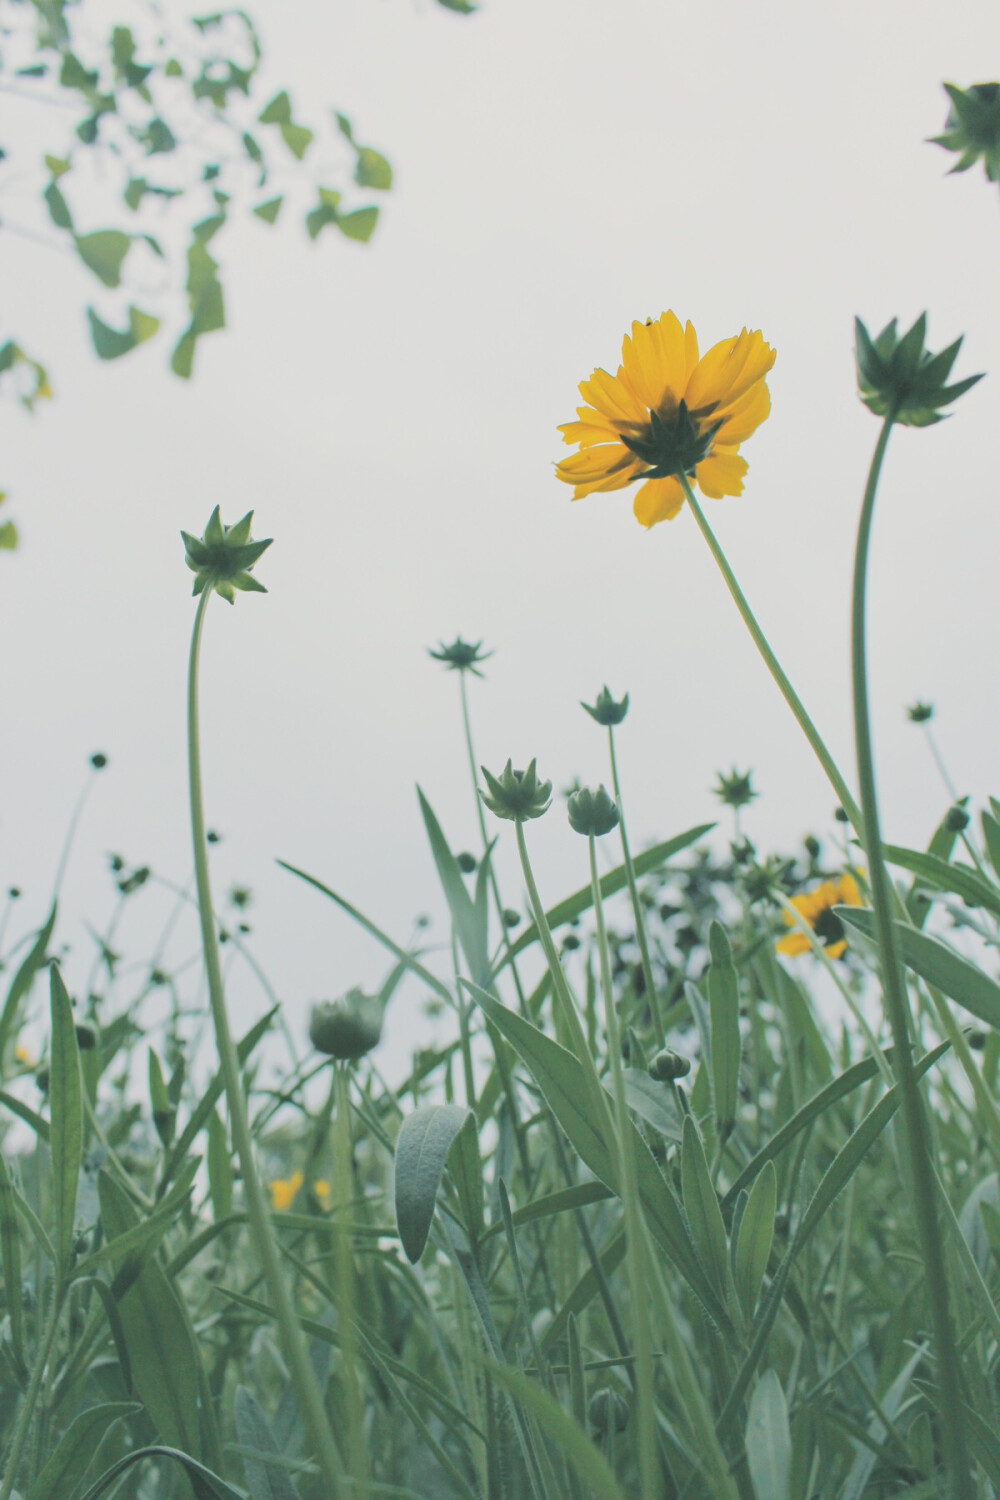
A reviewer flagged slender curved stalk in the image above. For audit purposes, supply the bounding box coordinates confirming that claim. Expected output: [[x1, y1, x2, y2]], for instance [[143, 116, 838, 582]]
[[459, 672, 531, 1014], [607, 727, 664, 1044], [851, 415, 971, 1499], [678, 474, 862, 833], [187, 588, 344, 1495]]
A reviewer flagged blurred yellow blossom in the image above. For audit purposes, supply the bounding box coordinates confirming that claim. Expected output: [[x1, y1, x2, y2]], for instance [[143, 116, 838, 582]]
[[776, 873, 863, 960]]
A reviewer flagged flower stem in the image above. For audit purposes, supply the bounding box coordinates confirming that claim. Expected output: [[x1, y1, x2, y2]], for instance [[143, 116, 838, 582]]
[[607, 727, 664, 1044], [187, 588, 344, 1495], [459, 672, 530, 1014], [851, 415, 971, 1500], [678, 474, 863, 834]]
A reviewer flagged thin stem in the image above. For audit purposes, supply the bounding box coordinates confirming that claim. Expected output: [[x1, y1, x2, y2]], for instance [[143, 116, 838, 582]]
[[460, 671, 530, 1014], [678, 474, 863, 834], [588, 834, 657, 1500], [187, 588, 344, 1495], [851, 415, 972, 1499], [608, 727, 664, 1044]]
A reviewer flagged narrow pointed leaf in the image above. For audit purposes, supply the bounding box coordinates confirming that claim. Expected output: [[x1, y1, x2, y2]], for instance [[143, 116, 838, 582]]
[[49, 964, 83, 1278], [395, 1104, 473, 1262]]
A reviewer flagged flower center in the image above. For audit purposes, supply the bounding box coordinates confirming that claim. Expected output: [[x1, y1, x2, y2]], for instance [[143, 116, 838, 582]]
[[813, 906, 845, 949], [620, 399, 722, 481]]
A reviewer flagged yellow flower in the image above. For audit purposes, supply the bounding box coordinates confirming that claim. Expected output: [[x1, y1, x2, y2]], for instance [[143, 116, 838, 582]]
[[776, 873, 863, 960], [14, 1045, 33, 1067], [268, 1170, 303, 1211], [556, 311, 775, 528]]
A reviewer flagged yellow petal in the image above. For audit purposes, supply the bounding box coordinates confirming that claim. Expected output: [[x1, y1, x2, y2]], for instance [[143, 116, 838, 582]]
[[712, 381, 771, 444], [556, 444, 635, 482], [775, 930, 811, 957], [682, 320, 700, 385], [687, 329, 775, 412], [569, 460, 645, 498], [694, 448, 748, 499], [836, 872, 863, 907], [621, 313, 688, 414], [558, 419, 621, 449], [825, 940, 847, 960], [579, 367, 644, 424], [632, 475, 685, 527]]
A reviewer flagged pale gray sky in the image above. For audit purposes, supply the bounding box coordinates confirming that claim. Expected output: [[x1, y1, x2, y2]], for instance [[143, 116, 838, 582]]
[[3, 0, 999, 1065]]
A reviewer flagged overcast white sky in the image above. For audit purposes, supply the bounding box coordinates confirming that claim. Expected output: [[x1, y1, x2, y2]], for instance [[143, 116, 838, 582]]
[[3, 0, 999, 1067]]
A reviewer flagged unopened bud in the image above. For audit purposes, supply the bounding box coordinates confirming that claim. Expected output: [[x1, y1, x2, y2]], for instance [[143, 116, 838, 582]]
[[309, 988, 383, 1061]]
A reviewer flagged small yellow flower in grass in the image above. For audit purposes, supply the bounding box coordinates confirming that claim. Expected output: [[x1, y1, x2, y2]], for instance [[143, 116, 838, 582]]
[[556, 311, 775, 528], [776, 873, 863, 960], [14, 1044, 33, 1067], [269, 1170, 303, 1212]]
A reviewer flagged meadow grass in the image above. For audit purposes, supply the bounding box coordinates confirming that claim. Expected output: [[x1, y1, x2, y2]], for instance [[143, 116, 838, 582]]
[[3, 88, 1000, 1500]]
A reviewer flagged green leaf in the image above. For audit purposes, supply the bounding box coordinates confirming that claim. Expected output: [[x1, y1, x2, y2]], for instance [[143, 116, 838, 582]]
[[49, 964, 83, 1279], [141, 117, 176, 155], [708, 920, 740, 1135], [485, 1363, 628, 1500], [395, 1104, 473, 1262], [355, 147, 392, 190], [26, 1402, 138, 1500], [79, 1446, 243, 1500], [253, 196, 283, 224], [717, 1040, 951, 1439], [87, 305, 160, 360], [258, 90, 291, 125], [0, 520, 18, 550], [0, 903, 56, 1062], [838, 908, 1000, 1030], [234, 1386, 298, 1500], [621, 1068, 682, 1141], [74, 230, 130, 288], [733, 1161, 775, 1322], [44, 155, 70, 178], [472, 985, 732, 1329], [449, 1110, 484, 1245], [336, 206, 378, 242], [44, 180, 73, 230], [417, 787, 490, 987], [280, 122, 313, 160], [884, 844, 1000, 920], [207, 1108, 232, 1219], [97, 1171, 203, 1457], [481, 1180, 612, 1242], [170, 330, 196, 379], [745, 1371, 791, 1500], [982, 810, 1000, 881], [0, 1149, 25, 1369], [680, 1113, 731, 1305]]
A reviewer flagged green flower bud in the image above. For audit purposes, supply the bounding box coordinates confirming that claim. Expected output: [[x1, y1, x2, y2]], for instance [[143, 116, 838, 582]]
[[907, 701, 934, 723], [649, 1048, 691, 1082], [834, 807, 850, 823], [456, 851, 477, 874], [74, 1024, 97, 1051], [181, 506, 272, 605], [479, 759, 552, 822], [930, 82, 1000, 183], [567, 785, 620, 837], [945, 803, 971, 833], [714, 767, 758, 809], [855, 313, 983, 427], [309, 988, 383, 1061], [502, 907, 521, 928], [581, 686, 629, 727], [90, 751, 108, 770], [588, 1387, 630, 1436], [428, 636, 493, 677]]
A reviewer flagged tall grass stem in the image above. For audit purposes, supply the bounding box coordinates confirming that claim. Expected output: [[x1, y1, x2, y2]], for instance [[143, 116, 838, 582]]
[[850, 414, 971, 1499], [187, 587, 344, 1495]]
